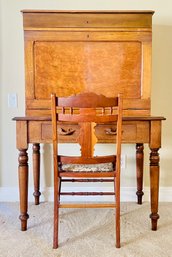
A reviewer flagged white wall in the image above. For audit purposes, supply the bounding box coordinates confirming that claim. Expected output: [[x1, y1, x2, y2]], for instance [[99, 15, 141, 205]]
[[0, 0, 172, 201]]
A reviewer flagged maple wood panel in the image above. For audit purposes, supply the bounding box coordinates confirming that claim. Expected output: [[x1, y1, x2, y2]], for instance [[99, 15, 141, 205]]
[[34, 41, 141, 99]]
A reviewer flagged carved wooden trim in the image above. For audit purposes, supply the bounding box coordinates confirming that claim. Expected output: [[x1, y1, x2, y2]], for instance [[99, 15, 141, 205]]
[[150, 148, 159, 166], [18, 149, 28, 167]]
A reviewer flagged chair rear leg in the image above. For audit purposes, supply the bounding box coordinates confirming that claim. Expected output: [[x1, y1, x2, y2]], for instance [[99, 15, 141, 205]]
[[53, 199, 59, 249], [115, 178, 120, 248], [116, 203, 120, 248], [53, 175, 60, 249]]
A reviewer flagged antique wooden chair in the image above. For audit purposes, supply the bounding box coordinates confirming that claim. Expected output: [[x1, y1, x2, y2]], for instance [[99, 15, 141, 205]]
[[51, 92, 123, 249]]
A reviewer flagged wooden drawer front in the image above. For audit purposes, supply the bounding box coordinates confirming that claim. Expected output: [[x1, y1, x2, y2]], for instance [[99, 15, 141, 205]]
[[95, 122, 149, 143], [96, 124, 136, 143], [28, 121, 79, 143], [42, 123, 79, 143]]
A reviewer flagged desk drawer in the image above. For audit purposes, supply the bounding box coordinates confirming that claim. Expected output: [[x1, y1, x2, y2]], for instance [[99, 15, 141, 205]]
[[95, 123, 136, 143], [42, 123, 80, 143], [95, 122, 149, 143], [28, 121, 149, 143]]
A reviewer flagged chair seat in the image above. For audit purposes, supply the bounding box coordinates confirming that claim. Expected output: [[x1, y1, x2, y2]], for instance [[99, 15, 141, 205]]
[[60, 162, 113, 172]]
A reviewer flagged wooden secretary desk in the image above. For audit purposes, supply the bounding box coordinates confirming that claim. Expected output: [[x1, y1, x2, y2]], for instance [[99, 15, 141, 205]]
[[13, 10, 165, 232]]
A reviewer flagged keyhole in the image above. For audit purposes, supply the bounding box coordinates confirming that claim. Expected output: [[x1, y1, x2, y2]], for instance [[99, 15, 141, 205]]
[[87, 34, 89, 38]]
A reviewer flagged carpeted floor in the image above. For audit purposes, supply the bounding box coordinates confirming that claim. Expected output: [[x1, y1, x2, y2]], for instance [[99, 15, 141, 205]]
[[0, 202, 172, 257]]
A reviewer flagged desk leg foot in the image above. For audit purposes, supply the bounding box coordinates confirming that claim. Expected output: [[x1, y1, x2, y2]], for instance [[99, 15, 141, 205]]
[[33, 143, 41, 205], [150, 213, 160, 231], [18, 149, 29, 231], [19, 213, 29, 231], [136, 143, 144, 204], [150, 148, 160, 231]]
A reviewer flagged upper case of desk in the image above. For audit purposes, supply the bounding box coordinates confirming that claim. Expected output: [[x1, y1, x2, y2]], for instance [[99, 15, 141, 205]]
[[22, 10, 154, 116]]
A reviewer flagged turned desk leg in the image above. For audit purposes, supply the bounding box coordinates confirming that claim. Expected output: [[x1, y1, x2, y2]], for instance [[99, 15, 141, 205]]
[[136, 143, 144, 204], [18, 149, 29, 231], [149, 148, 160, 230], [149, 120, 161, 231], [33, 143, 41, 205]]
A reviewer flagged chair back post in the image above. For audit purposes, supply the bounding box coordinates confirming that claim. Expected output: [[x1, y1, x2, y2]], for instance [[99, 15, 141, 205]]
[[115, 93, 123, 248], [51, 93, 60, 248], [51, 93, 58, 158], [116, 94, 123, 176]]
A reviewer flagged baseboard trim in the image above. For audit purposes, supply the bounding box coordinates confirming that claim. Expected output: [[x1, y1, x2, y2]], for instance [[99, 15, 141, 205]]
[[0, 186, 172, 202]]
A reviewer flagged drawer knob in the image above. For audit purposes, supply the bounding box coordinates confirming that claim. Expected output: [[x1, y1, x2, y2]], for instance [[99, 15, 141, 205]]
[[105, 128, 117, 135], [58, 128, 75, 136]]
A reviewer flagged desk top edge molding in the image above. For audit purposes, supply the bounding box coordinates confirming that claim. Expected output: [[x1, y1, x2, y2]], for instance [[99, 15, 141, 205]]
[[13, 116, 166, 121], [21, 10, 155, 14]]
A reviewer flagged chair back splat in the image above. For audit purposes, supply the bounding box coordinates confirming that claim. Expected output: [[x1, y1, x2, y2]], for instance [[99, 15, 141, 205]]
[[51, 92, 123, 249]]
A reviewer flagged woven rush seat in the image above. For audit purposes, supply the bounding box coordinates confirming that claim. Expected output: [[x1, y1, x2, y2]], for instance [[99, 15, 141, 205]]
[[60, 162, 114, 173]]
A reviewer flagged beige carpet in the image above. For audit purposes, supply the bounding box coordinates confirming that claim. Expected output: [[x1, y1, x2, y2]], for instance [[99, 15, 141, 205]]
[[0, 202, 172, 257]]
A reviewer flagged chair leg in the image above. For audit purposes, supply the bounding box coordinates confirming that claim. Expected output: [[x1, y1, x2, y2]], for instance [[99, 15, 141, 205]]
[[115, 178, 120, 248], [116, 207, 120, 248], [53, 177, 60, 249], [53, 200, 59, 249], [53, 178, 61, 248]]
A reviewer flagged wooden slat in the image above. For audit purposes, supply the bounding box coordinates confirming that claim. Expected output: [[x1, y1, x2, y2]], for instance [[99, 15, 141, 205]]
[[59, 203, 116, 208], [58, 113, 118, 123], [59, 171, 116, 178], [77, 122, 97, 158], [58, 92, 118, 107], [61, 178, 114, 182], [60, 192, 115, 196]]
